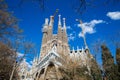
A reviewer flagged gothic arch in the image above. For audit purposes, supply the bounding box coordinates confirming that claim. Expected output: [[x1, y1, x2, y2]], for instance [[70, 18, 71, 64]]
[[44, 62, 58, 80], [52, 40, 57, 47], [36, 72, 38, 78], [37, 68, 45, 80]]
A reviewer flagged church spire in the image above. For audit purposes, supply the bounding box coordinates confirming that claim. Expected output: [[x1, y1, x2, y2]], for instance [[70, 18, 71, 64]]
[[58, 15, 61, 26], [62, 18, 68, 43], [57, 15, 62, 41], [49, 16, 54, 27], [45, 18, 49, 26], [43, 18, 49, 31], [47, 16, 54, 41], [63, 18, 66, 29]]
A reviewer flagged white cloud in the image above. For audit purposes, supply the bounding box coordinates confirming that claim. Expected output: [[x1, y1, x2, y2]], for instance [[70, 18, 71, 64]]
[[107, 11, 120, 20], [26, 61, 32, 68], [20, 59, 32, 69], [17, 53, 32, 68], [78, 20, 104, 37], [68, 32, 76, 41], [17, 52, 24, 57], [66, 26, 72, 30], [30, 61, 33, 64]]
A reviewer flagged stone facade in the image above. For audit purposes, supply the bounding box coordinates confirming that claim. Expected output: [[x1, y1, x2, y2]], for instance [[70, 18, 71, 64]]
[[40, 15, 69, 60], [18, 59, 29, 80], [25, 14, 93, 80]]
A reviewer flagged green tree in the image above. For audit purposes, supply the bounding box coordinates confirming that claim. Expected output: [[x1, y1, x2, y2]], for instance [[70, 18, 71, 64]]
[[59, 53, 92, 80], [59, 64, 91, 80], [0, 42, 19, 80], [0, 0, 21, 79], [116, 48, 120, 75], [90, 58, 102, 80], [101, 44, 119, 80], [0, 0, 34, 80], [0, 0, 22, 41]]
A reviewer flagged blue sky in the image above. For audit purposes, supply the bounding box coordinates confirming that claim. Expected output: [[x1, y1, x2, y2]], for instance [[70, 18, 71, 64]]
[[6, 0, 120, 66]]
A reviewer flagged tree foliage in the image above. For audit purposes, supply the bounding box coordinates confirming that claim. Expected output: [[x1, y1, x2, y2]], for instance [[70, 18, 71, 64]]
[[58, 51, 102, 80], [0, 0, 22, 41], [116, 48, 120, 73], [0, 0, 20, 79], [0, 0, 35, 80], [0, 42, 19, 80], [101, 44, 120, 80], [90, 58, 102, 80], [15, 0, 120, 15]]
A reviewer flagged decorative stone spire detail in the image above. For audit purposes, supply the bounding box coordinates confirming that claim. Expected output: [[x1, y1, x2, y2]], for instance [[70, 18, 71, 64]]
[[58, 15, 61, 26], [43, 18, 49, 29], [35, 57, 37, 62], [63, 18, 66, 29], [49, 16, 54, 26], [72, 47, 75, 53], [85, 45, 88, 49], [77, 46, 79, 50], [82, 47, 84, 52], [33, 56, 35, 63], [45, 18, 49, 26], [61, 17, 68, 43]]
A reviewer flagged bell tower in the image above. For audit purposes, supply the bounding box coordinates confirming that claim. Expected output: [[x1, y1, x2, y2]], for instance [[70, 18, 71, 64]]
[[28, 11, 93, 80], [39, 14, 70, 60], [40, 18, 49, 59]]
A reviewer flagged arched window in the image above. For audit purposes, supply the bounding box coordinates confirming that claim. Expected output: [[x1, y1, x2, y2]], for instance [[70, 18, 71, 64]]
[[35, 72, 38, 77], [52, 40, 57, 47], [40, 68, 45, 74], [22, 75, 25, 79]]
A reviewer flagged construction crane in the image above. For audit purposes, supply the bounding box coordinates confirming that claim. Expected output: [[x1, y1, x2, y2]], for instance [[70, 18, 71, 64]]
[[51, 9, 59, 20], [53, 9, 59, 17], [76, 19, 88, 48]]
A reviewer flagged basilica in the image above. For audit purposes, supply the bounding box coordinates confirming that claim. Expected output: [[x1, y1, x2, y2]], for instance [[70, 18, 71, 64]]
[[18, 14, 93, 80]]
